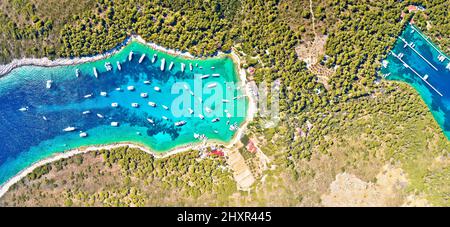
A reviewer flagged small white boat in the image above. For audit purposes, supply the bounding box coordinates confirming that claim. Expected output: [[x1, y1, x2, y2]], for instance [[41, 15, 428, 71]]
[[194, 133, 200, 139], [201, 75, 210, 79], [100, 92, 108, 97], [161, 58, 166, 71], [211, 118, 220, 123], [63, 126, 76, 132], [111, 122, 119, 127], [111, 103, 119, 108], [189, 91, 194, 96], [198, 114, 205, 120], [154, 86, 161, 92], [189, 63, 193, 71], [129, 51, 134, 61], [151, 54, 157, 63], [140, 93, 148, 98], [226, 112, 232, 118], [116, 61, 122, 71], [93, 67, 98, 78], [131, 103, 139, 108], [212, 73, 220, 77], [183, 84, 189, 90], [207, 83, 217, 88], [116, 87, 122, 91], [169, 62, 174, 70], [205, 107, 212, 113], [175, 121, 186, 126], [144, 80, 151, 85], [147, 118, 155, 124], [148, 102, 156, 107], [76, 69, 80, 77], [214, 130, 219, 134], [211, 67, 215, 70], [105, 62, 112, 71], [46, 80, 53, 89], [82, 110, 91, 115], [188, 108, 194, 114], [79, 132, 88, 138], [84, 94, 93, 99], [162, 105, 169, 110], [18, 107, 28, 112], [181, 63, 186, 72], [127, 86, 135, 91], [42, 116, 48, 121], [222, 99, 230, 103], [97, 113, 104, 118], [162, 116, 168, 120], [139, 54, 146, 63]]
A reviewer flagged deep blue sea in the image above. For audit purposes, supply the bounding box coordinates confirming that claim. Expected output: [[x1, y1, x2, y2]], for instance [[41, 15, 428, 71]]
[[0, 41, 247, 184], [381, 24, 450, 138]]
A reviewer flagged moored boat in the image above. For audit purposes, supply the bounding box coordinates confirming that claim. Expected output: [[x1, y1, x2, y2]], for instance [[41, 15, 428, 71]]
[[79, 132, 88, 137], [111, 103, 119, 108], [152, 54, 157, 63], [148, 101, 156, 107], [111, 122, 119, 127], [63, 126, 76, 132], [127, 86, 135, 91], [162, 105, 169, 110], [181, 63, 186, 72], [100, 91, 108, 97], [207, 83, 217, 88], [161, 58, 166, 71], [116, 61, 122, 71], [139, 54, 146, 63], [129, 51, 133, 61], [154, 86, 161, 92], [131, 103, 139, 108], [175, 121, 187, 126], [46, 80, 53, 89], [93, 67, 98, 78]]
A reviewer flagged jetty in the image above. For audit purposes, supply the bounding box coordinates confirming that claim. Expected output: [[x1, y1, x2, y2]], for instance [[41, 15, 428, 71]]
[[391, 51, 443, 97], [139, 54, 146, 64], [161, 58, 166, 71], [410, 24, 449, 63], [399, 36, 438, 71]]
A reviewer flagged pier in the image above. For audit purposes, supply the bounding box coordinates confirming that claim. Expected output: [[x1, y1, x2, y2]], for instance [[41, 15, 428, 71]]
[[399, 36, 438, 71], [410, 24, 449, 62], [391, 51, 443, 97]]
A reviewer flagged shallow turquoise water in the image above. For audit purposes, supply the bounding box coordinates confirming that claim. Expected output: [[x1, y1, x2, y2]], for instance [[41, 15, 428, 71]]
[[0, 41, 247, 184], [381, 24, 450, 138]]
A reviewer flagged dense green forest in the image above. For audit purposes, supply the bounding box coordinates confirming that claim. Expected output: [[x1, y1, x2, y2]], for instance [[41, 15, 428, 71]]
[[0, 0, 449, 206]]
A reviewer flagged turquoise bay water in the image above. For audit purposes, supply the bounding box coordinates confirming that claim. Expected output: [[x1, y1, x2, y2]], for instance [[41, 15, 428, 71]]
[[0, 41, 247, 184], [381, 24, 450, 138]]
